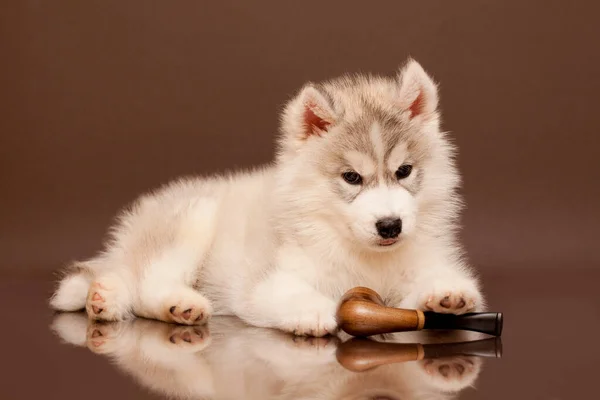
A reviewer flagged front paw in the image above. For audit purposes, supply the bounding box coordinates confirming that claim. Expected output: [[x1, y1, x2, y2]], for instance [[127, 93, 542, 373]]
[[279, 298, 338, 337], [417, 279, 483, 314]]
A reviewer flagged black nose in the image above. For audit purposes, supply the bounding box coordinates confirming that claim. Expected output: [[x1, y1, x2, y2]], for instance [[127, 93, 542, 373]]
[[375, 218, 402, 239]]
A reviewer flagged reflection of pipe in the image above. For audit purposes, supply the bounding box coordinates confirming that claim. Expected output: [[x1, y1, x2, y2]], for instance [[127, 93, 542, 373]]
[[337, 287, 503, 337], [336, 337, 502, 372]]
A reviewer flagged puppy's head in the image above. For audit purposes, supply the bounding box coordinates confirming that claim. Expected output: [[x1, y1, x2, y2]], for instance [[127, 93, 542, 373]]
[[275, 59, 461, 252]]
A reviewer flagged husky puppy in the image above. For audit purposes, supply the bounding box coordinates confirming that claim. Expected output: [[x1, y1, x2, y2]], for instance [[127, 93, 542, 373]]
[[50, 59, 485, 337]]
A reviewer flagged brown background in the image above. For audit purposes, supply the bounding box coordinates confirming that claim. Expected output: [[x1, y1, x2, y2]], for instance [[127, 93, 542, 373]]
[[1, 0, 599, 275], [1, 2, 600, 399]]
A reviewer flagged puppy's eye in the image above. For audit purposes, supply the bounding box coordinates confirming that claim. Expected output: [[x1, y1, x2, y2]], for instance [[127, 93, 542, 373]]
[[342, 171, 362, 185], [395, 164, 413, 180]]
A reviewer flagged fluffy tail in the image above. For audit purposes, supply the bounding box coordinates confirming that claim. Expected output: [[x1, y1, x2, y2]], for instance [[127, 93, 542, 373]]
[[49, 262, 94, 311]]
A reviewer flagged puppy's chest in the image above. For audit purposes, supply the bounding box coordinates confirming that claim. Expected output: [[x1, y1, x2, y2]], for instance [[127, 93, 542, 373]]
[[314, 259, 415, 304]]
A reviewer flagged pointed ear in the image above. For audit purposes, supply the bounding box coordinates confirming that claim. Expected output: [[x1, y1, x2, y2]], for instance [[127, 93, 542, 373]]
[[281, 84, 337, 142], [396, 59, 439, 120]]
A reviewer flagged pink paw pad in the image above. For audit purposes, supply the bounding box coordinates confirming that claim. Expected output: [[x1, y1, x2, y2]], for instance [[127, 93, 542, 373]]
[[88, 284, 107, 317], [424, 292, 476, 314], [85, 279, 129, 321], [168, 305, 207, 325]]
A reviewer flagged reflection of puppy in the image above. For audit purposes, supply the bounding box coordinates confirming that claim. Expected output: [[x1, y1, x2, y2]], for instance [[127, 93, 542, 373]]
[[53, 313, 215, 398], [51, 314, 483, 400]]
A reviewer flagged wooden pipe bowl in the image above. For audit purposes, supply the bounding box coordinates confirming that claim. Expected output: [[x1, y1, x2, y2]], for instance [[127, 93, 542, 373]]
[[336, 287, 425, 337]]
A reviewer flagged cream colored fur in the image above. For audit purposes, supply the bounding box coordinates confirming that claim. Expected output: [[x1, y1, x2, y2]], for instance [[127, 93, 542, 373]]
[[50, 59, 485, 337], [51, 313, 483, 400]]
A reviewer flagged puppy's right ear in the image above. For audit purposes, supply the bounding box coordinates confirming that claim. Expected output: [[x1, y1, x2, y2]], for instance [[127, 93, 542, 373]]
[[280, 85, 337, 145]]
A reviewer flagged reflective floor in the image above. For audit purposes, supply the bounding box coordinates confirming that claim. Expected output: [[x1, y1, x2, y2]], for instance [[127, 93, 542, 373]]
[[1, 267, 598, 399]]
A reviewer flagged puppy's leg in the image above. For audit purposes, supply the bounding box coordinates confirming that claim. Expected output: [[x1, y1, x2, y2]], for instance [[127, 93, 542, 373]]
[[134, 200, 217, 325], [399, 262, 485, 314], [242, 270, 338, 337], [239, 245, 338, 337], [137, 255, 213, 326]]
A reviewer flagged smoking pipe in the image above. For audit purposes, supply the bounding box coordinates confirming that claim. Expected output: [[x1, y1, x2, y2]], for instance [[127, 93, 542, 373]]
[[336, 336, 502, 372], [336, 287, 503, 337]]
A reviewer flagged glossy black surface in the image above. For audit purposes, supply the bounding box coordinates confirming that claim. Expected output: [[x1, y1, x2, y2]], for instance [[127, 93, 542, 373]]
[[1, 268, 599, 399]]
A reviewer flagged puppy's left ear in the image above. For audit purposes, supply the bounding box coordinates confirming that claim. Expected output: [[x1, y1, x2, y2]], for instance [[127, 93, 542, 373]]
[[396, 59, 439, 120], [280, 84, 337, 144]]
